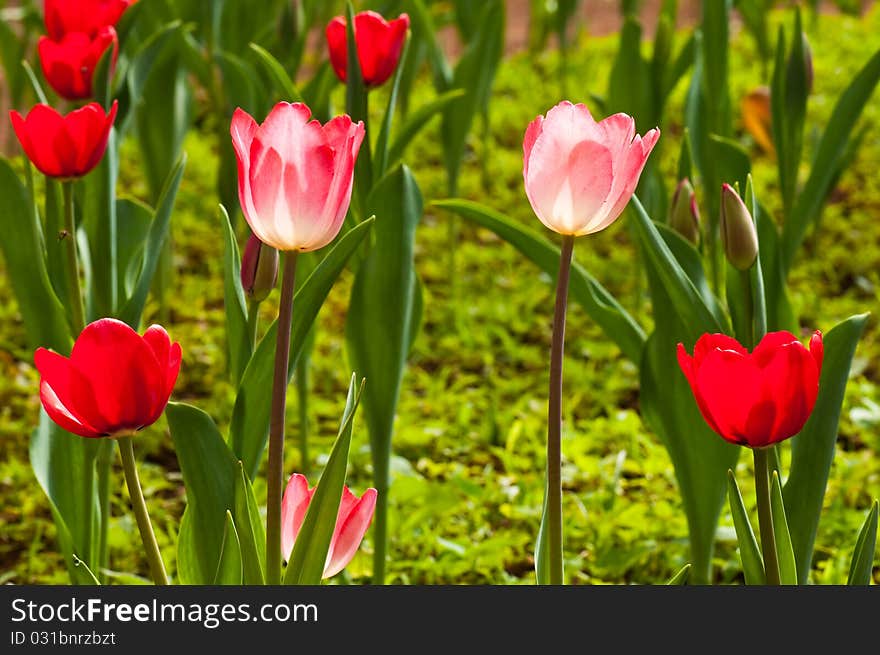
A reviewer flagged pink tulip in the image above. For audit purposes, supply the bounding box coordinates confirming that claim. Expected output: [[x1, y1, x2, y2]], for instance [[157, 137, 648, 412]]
[[230, 102, 364, 252], [281, 473, 377, 579], [523, 101, 659, 236]]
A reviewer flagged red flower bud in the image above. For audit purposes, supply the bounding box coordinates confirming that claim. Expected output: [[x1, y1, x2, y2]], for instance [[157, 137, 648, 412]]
[[38, 26, 118, 101], [9, 100, 118, 179], [326, 11, 410, 88], [34, 319, 181, 439], [240, 233, 279, 302], [677, 331, 823, 448]]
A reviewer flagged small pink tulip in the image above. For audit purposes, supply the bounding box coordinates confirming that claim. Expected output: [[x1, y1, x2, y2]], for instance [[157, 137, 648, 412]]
[[523, 101, 659, 236], [281, 473, 377, 579], [230, 102, 364, 252]]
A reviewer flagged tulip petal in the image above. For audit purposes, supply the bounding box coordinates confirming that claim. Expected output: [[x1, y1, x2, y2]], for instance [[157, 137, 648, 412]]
[[809, 330, 824, 376], [69, 318, 165, 434], [692, 332, 748, 367], [142, 324, 181, 419], [522, 114, 544, 180], [695, 348, 765, 445], [324, 488, 377, 578], [325, 16, 347, 82], [281, 474, 315, 562], [751, 330, 799, 366], [759, 343, 820, 445], [34, 348, 103, 438]]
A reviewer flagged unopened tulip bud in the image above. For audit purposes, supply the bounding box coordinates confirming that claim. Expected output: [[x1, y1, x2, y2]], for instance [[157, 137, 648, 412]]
[[669, 178, 701, 245], [241, 233, 279, 302], [720, 183, 758, 271]]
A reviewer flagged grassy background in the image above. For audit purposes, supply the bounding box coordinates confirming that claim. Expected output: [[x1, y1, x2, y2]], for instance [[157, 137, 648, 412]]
[[1, 5, 878, 584]]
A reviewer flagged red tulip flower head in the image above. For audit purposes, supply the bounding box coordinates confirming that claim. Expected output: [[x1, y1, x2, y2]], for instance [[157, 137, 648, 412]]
[[281, 474, 377, 579], [326, 11, 410, 87], [34, 319, 181, 438], [38, 26, 118, 100], [677, 331, 824, 448], [523, 101, 659, 236], [10, 100, 118, 179], [231, 102, 365, 252], [44, 0, 134, 40]]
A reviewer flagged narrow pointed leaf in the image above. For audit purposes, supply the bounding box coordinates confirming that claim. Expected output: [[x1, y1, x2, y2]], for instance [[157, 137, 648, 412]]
[[373, 38, 410, 180], [535, 482, 550, 584], [234, 461, 266, 585], [221, 204, 251, 383], [248, 42, 305, 102], [727, 471, 765, 585], [213, 511, 243, 585], [386, 88, 465, 167], [666, 563, 691, 585], [284, 376, 364, 585], [847, 500, 878, 585], [770, 472, 798, 585]]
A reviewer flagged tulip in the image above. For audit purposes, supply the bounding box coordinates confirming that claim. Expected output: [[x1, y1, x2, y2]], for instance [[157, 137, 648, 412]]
[[230, 102, 365, 253], [241, 233, 279, 303], [523, 100, 660, 237], [34, 318, 181, 439], [44, 0, 134, 40], [720, 183, 759, 271], [326, 11, 410, 88], [281, 474, 377, 579], [38, 26, 118, 101], [669, 178, 701, 245], [10, 100, 118, 180], [677, 331, 823, 448]]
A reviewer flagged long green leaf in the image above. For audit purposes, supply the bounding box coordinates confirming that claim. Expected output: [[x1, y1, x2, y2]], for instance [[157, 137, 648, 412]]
[[770, 471, 798, 585], [782, 47, 880, 273], [118, 154, 186, 328], [234, 462, 266, 585], [221, 204, 251, 384], [535, 481, 550, 584], [726, 470, 765, 585], [213, 511, 243, 585], [284, 375, 364, 584], [666, 563, 691, 585], [847, 500, 878, 585], [248, 42, 305, 102], [373, 37, 410, 180], [386, 88, 465, 167], [434, 199, 646, 364], [167, 402, 238, 585], [783, 314, 868, 583], [230, 219, 374, 479]]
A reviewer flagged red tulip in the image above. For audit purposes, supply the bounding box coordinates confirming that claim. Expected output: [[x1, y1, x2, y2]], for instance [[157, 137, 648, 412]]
[[326, 11, 410, 88], [677, 331, 824, 448], [230, 102, 364, 252], [523, 101, 659, 236], [34, 318, 181, 438], [9, 100, 118, 179], [38, 26, 118, 100], [44, 0, 134, 40], [281, 473, 377, 579]]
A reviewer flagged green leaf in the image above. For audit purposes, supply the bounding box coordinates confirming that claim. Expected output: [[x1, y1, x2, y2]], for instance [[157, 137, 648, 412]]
[[701, 0, 732, 137], [607, 16, 652, 127], [782, 47, 880, 273], [770, 472, 798, 585], [115, 198, 153, 304], [373, 37, 410, 181], [221, 204, 251, 384], [284, 375, 364, 585], [248, 42, 305, 102], [230, 219, 374, 479], [22, 60, 49, 105], [677, 128, 693, 182], [726, 471, 765, 585], [30, 412, 102, 584], [72, 555, 102, 585], [666, 563, 691, 585], [847, 500, 878, 585], [710, 135, 751, 193], [386, 88, 465, 168], [167, 402, 238, 585], [234, 462, 266, 585], [0, 158, 70, 353], [213, 511, 243, 585], [405, 0, 453, 90], [535, 481, 550, 584], [345, 1, 371, 206], [440, 0, 504, 194], [118, 154, 186, 329], [433, 199, 646, 364], [346, 166, 422, 494], [784, 314, 869, 583]]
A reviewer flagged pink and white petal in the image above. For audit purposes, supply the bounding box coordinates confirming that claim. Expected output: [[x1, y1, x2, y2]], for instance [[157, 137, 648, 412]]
[[596, 113, 636, 171], [248, 145, 288, 249], [255, 102, 322, 168], [281, 474, 315, 562], [231, 108, 260, 231], [324, 488, 377, 578], [522, 114, 544, 180]]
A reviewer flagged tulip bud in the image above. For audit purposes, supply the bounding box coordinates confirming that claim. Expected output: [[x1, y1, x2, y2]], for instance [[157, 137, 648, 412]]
[[669, 178, 701, 245], [720, 183, 759, 271], [241, 233, 279, 302]]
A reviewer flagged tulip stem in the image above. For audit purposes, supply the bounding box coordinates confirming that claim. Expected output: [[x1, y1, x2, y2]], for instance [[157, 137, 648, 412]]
[[247, 298, 261, 351], [62, 181, 86, 334], [546, 234, 575, 585], [754, 447, 781, 585], [117, 436, 168, 586], [740, 269, 755, 349], [266, 251, 298, 585]]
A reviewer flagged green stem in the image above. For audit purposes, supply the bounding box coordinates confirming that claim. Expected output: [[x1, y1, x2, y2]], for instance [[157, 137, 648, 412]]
[[372, 457, 389, 585], [62, 181, 85, 333], [295, 354, 310, 475], [266, 251, 298, 585], [754, 447, 781, 585], [118, 436, 168, 585], [247, 298, 261, 352], [546, 234, 575, 585], [740, 269, 755, 349]]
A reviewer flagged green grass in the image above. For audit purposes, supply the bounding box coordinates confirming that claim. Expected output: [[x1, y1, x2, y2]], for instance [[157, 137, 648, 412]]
[[1, 5, 878, 585]]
